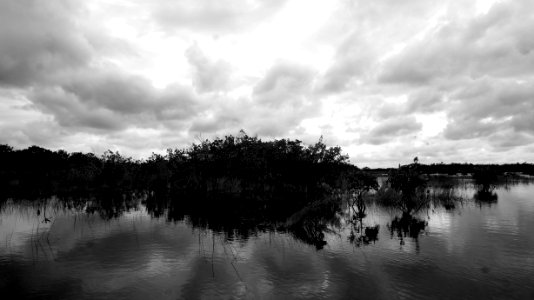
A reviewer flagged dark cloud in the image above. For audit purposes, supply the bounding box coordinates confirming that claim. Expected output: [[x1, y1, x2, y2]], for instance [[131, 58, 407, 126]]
[[28, 69, 202, 133], [366, 0, 534, 158], [443, 118, 499, 141], [253, 61, 315, 107], [318, 33, 375, 94], [0, 0, 92, 87], [361, 116, 422, 145], [30, 87, 125, 131], [185, 44, 231, 93], [378, 0, 534, 85], [0, 0, 195, 142], [316, 0, 447, 94], [444, 78, 534, 140], [371, 116, 422, 137], [406, 89, 445, 113], [62, 71, 157, 115], [190, 114, 241, 133], [488, 130, 534, 152], [156, 84, 202, 121]]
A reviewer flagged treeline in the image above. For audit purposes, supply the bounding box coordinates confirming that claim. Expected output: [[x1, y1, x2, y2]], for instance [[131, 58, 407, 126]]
[[368, 162, 534, 176], [0, 133, 360, 200]]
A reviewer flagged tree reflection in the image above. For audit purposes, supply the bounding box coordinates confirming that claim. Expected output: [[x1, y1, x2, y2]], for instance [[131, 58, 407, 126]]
[[429, 184, 465, 211], [472, 167, 499, 207], [139, 190, 346, 249], [473, 189, 498, 207], [284, 195, 344, 250], [347, 195, 379, 247], [387, 212, 427, 247], [84, 191, 142, 220]]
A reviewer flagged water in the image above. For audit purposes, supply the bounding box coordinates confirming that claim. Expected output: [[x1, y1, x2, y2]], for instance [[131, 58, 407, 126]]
[[1, 183, 534, 299]]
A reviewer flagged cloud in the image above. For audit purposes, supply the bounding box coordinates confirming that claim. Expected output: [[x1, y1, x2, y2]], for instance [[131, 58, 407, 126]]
[[30, 87, 125, 131], [152, 0, 287, 34], [187, 61, 320, 138], [318, 33, 376, 94], [361, 116, 422, 145], [487, 130, 534, 152], [247, 62, 320, 136], [190, 113, 241, 133], [405, 88, 445, 113], [443, 78, 534, 140], [253, 61, 315, 106], [378, 0, 534, 85], [29, 71, 203, 132], [185, 44, 231, 93], [0, 0, 92, 87]]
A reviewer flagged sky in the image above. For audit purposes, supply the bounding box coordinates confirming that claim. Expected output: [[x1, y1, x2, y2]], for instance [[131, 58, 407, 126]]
[[1, 0, 534, 167]]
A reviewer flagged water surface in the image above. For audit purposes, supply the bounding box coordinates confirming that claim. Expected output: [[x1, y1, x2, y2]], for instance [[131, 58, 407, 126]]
[[1, 183, 534, 299]]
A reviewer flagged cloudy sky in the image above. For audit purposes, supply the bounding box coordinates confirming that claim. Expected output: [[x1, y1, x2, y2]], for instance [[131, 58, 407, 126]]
[[1, 0, 534, 167]]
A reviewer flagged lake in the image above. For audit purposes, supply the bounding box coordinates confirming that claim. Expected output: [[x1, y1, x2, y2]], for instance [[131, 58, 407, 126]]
[[1, 181, 534, 299]]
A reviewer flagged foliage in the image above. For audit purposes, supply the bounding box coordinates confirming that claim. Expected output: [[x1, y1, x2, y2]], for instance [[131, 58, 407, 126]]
[[472, 167, 498, 192], [367, 162, 534, 177], [0, 132, 357, 201], [381, 159, 429, 213]]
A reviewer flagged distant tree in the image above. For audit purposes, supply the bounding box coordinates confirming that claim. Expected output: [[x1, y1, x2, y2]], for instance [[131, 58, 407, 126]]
[[473, 167, 498, 192], [387, 162, 427, 213], [0, 144, 13, 153]]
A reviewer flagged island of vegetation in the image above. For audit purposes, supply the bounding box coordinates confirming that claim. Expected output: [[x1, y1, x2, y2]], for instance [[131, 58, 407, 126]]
[[1, 131, 532, 248]]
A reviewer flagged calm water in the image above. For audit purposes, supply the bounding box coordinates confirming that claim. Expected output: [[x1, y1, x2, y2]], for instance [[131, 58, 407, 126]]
[[1, 183, 534, 299]]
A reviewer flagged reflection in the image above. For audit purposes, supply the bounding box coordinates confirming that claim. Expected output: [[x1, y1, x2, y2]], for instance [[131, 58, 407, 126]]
[[430, 184, 464, 211], [36, 199, 53, 223], [288, 217, 328, 250], [347, 195, 379, 247], [2, 177, 534, 300], [472, 168, 499, 207], [387, 212, 427, 247], [83, 191, 143, 219], [473, 189, 498, 206], [281, 195, 343, 250], [142, 190, 344, 250]]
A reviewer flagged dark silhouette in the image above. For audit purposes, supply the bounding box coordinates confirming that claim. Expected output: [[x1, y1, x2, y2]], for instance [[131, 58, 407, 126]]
[[474, 189, 498, 206], [0, 133, 360, 201], [347, 203, 380, 247], [473, 167, 498, 192], [388, 212, 427, 246], [365, 162, 534, 178], [2, 135, 533, 252], [430, 183, 464, 210], [376, 160, 429, 214]]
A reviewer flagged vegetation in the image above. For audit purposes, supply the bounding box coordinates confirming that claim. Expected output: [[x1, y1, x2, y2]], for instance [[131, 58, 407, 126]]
[[472, 167, 499, 192], [376, 157, 429, 214], [368, 162, 534, 177], [3, 135, 533, 249], [0, 132, 358, 198]]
